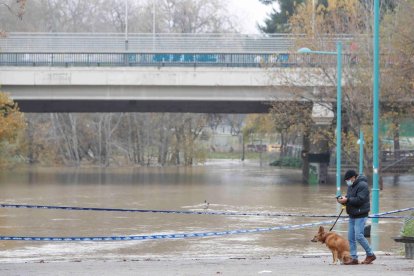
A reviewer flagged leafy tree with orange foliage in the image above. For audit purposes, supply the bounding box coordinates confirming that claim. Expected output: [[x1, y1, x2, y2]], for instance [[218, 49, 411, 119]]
[[281, 0, 413, 177], [381, 0, 414, 156], [288, 0, 372, 169], [0, 92, 25, 165]]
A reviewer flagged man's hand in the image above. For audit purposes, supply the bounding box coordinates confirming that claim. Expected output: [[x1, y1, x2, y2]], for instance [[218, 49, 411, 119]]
[[337, 196, 348, 204]]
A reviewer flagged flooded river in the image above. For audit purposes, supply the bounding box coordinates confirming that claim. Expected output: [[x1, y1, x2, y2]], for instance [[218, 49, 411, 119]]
[[0, 160, 413, 262]]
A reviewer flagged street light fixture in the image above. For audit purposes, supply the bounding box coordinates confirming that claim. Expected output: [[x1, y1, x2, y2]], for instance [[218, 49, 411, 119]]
[[298, 42, 343, 196]]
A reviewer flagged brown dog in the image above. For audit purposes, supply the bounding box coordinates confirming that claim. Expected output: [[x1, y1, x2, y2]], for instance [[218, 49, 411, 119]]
[[311, 226, 352, 264]]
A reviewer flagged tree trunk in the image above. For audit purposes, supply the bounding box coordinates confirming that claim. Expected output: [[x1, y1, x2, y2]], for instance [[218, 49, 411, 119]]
[[280, 132, 287, 158], [69, 114, 80, 166], [98, 116, 102, 165], [26, 118, 34, 163], [393, 122, 400, 160], [127, 114, 133, 164], [302, 129, 311, 184], [241, 134, 245, 161]]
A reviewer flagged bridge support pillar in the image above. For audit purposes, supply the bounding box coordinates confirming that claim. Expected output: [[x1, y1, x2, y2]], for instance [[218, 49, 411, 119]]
[[302, 128, 331, 184], [302, 103, 333, 184], [307, 128, 330, 184]]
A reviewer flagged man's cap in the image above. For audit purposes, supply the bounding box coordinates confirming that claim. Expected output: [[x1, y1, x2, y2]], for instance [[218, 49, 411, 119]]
[[344, 170, 357, 181]]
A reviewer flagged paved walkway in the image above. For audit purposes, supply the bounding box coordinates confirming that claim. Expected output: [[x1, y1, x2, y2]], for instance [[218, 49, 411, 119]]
[[0, 254, 413, 275]]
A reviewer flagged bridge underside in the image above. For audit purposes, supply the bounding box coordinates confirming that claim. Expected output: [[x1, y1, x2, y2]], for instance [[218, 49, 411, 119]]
[[5, 84, 305, 113], [16, 99, 272, 113]]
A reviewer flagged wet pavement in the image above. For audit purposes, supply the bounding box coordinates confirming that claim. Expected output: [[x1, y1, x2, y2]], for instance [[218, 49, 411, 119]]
[[0, 254, 412, 276]]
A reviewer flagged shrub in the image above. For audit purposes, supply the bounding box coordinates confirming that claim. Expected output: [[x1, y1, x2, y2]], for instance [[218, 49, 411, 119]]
[[401, 215, 414, 237], [269, 157, 302, 168]]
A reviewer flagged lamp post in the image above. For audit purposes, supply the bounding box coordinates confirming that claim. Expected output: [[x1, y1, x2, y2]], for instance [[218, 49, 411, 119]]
[[358, 130, 364, 175], [152, 0, 156, 51], [371, 0, 381, 250], [372, 0, 380, 222], [298, 41, 342, 196], [153, 0, 156, 35], [125, 0, 128, 50], [312, 0, 315, 36]]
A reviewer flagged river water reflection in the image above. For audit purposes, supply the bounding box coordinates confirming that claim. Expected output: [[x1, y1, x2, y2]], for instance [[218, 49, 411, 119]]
[[0, 160, 413, 262]]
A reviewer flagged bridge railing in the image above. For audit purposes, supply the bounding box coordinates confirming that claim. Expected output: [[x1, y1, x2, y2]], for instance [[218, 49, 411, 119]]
[[0, 32, 359, 67], [0, 32, 354, 53], [0, 52, 356, 67]]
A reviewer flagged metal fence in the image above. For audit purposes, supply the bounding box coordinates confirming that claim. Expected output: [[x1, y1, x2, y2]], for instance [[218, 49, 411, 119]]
[[0, 32, 353, 53], [0, 33, 358, 67], [0, 52, 356, 67]]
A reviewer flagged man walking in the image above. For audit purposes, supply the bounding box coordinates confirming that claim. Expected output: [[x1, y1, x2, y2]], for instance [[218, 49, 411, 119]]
[[337, 170, 376, 265]]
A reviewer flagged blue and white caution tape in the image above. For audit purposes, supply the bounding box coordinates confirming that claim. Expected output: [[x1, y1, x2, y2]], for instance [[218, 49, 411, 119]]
[[1, 203, 412, 219], [375, 216, 414, 219], [369, 207, 414, 218], [0, 207, 412, 242], [0, 203, 340, 217], [0, 217, 345, 242]]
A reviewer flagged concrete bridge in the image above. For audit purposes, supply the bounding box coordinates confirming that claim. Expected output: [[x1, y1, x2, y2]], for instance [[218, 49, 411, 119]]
[[0, 33, 350, 113], [0, 66, 339, 113]]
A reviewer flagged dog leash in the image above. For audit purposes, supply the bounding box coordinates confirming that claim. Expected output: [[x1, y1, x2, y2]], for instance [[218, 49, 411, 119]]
[[329, 205, 346, 231]]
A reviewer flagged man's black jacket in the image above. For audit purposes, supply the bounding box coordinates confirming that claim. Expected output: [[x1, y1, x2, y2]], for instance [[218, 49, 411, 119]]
[[346, 175, 370, 218]]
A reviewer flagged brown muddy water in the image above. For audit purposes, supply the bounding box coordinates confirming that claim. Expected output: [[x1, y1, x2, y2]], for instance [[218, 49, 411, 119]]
[[0, 160, 413, 262]]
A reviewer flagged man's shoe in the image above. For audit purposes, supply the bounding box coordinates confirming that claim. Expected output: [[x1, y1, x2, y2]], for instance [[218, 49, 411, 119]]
[[344, 259, 359, 265], [362, 254, 376, 264]]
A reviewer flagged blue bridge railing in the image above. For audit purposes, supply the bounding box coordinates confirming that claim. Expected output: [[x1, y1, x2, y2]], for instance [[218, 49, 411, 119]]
[[0, 52, 353, 67]]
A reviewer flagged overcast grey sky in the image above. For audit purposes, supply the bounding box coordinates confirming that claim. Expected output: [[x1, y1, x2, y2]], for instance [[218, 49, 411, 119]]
[[229, 0, 278, 33]]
